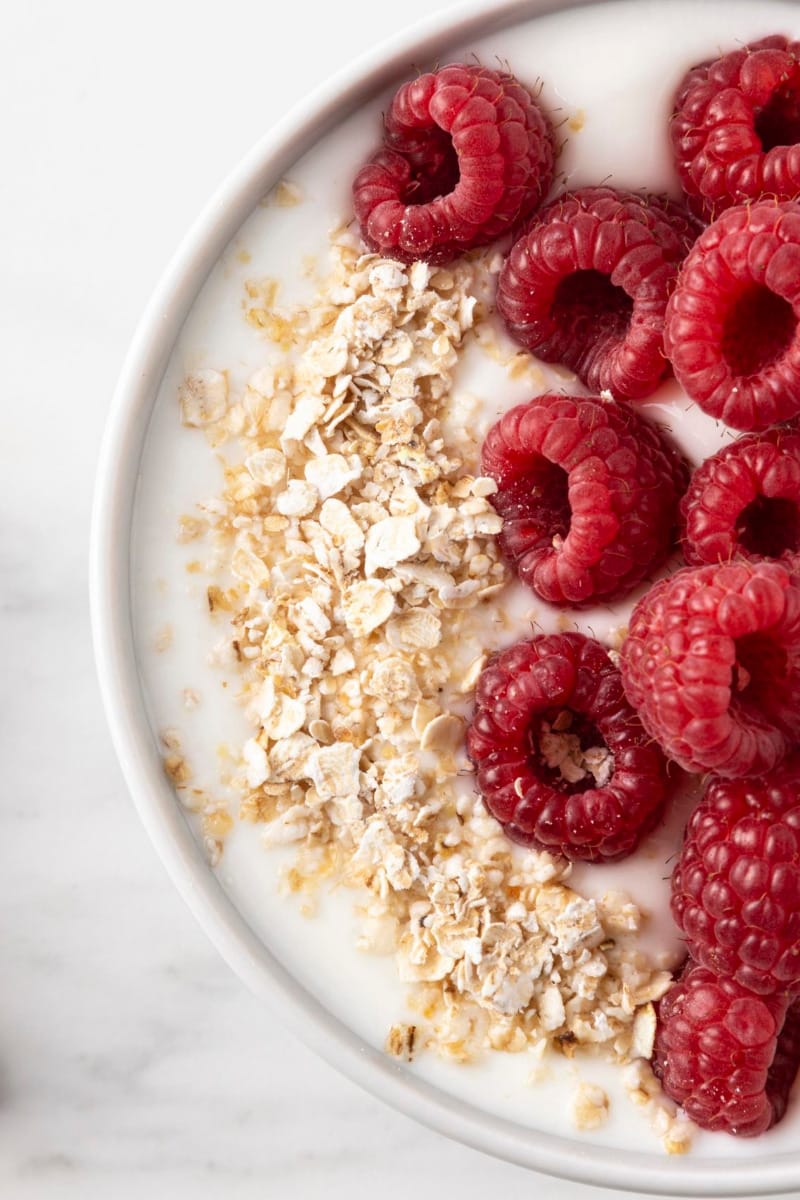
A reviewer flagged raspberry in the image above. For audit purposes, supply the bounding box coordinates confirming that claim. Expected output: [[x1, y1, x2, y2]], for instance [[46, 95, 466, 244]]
[[664, 201, 800, 432], [671, 36, 800, 220], [681, 423, 800, 566], [653, 961, 799, 1136], [620, 560, 800, 778], [672, 759, 800, 995], [495, 187, 698, 399], [481, 394, 688, 606], [352, 65, 554, 265], [466, 632, 669, 861]]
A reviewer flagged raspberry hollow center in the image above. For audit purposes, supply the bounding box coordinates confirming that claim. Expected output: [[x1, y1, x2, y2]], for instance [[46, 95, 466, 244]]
[[504, 460, 571, 541], [528, 709, 613, 795], [736, 495, 800, 558], [401, 135, 459, 206], [733, 632, 790, 718], [720, 285, 796, 377], [551, 269, 634, 342], [755, 79, 800, 152]]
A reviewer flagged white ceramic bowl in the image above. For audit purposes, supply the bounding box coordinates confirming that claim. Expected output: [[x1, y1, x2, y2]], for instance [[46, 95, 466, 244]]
[[91, 0, 800, 1192]]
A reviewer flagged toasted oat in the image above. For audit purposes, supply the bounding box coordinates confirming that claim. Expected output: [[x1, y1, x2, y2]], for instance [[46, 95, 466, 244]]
[[364, 516, 421, 573], [342, 579, 395, 637], [177, 514, 209, 543], [272, 179, 303, 208], [572, 1082, 610, 1131], [245, 448, 286, 488], [623, 1059, 695, 1155], [154, 623, 173, 653], [304, 453, 362, 500], [179, 369, 228, 427], [419, 713, 463, 753], [164, 754, 191, 787]]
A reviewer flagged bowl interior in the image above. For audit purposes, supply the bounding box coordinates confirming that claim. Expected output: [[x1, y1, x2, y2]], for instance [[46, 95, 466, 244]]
[[92, 0, 800, 1193]]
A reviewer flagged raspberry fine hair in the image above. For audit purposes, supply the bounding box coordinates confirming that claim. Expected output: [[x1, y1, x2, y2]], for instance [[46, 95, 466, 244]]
[[681, 422, 800, 566], [466, 632, 670, 862], [671, 757, 800, 996], [353, 64, 554, 265], [653, 961, 800, 1136], [497, 187, 698, 399], [620, 560, 800, 778], [672, 36, 800, 219], [665, 200, 800, 432], [481, 393, 688, 606]]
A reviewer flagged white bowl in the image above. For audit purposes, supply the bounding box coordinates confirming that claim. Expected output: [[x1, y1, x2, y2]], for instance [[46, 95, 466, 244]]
[[91, 0, 800, 1192]]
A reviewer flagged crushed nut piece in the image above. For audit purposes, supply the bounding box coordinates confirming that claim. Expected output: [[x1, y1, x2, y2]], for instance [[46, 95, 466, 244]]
[[386, 1023, 417, 1061], [631, 1002, 657, 1060]]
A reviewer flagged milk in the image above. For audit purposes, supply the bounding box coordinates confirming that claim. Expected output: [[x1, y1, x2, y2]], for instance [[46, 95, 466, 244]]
[[131, 0, 800, 1157]]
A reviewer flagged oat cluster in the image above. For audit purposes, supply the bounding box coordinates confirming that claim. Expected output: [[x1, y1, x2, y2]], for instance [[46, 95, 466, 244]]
[[176, 224, 688, 1149]]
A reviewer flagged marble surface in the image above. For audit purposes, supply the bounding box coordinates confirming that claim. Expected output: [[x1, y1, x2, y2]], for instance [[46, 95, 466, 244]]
[[2, 1, 798, 1197]]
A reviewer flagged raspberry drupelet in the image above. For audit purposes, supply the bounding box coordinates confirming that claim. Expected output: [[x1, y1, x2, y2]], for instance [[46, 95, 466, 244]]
[[672, 758, 800, 996], [671, 36, 800, 220], [352, 64, 554, 265], [664, 200, 800, 432], [653, 961, 800, 1137], [481, 393, 688, 607], [620, 559, 800, 778], [466, 632, 670, 862], [496, 187, 698, 400], [682, 423, 800, 566]]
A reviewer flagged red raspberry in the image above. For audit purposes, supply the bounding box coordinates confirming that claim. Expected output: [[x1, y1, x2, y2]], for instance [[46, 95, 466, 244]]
[[664, 200, 800, 432], [672, 759, 800, 995], [681, 423, 800, 566], [481, 394, 688, 606], [620, 560, 800, 778], [495, 187, 698, 400], [653, 961, 799, 1137], [671, 36, 800, 221], [352, 64, 554, 265], [466, 632, 669, 862]]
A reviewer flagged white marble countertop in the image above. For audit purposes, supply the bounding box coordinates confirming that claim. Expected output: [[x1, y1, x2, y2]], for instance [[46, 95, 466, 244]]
[[3, 2, 798, 1197]]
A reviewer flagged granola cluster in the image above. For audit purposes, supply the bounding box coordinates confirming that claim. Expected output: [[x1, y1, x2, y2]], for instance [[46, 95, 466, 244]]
[[176, 222, 690, 1151]]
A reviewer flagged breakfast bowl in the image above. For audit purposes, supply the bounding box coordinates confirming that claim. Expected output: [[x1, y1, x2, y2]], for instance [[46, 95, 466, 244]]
[[90, 0, 800, 1192]]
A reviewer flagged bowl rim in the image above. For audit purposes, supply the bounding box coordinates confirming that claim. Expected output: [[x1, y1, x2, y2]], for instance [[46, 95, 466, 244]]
[[89, 0, 800, 1192]]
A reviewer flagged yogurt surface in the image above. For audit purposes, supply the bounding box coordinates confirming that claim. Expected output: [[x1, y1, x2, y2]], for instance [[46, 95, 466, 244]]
[[131, 0, 800, 1160]]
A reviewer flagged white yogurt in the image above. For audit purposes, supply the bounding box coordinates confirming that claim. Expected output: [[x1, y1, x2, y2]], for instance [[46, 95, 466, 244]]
[[131, 0, 800, 1158]]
